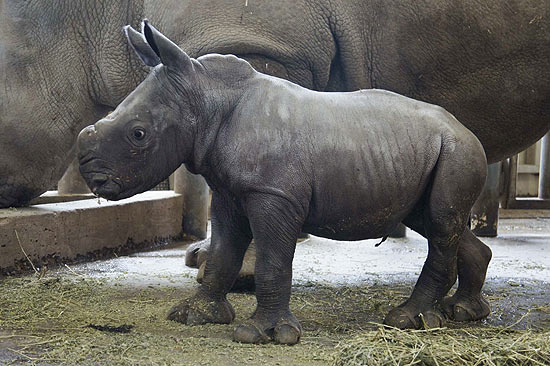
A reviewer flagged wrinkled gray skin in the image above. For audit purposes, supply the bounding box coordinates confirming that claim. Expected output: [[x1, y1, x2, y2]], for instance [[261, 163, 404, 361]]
[[172, 0, 550, 163], [179, 0, 550, 280], [0, 0, 187, 207], [1, 0, 549, 207], [78, 23, 490, 345]]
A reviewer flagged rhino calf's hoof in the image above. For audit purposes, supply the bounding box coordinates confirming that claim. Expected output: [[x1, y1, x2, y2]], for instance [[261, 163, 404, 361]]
[[233, 323, 271, 344], [167, 296, 235, 325], [384, 306, 445, 329], [440, 294, 490, 322], [273, 322, 301, 345], [233, 314, 302, 345]]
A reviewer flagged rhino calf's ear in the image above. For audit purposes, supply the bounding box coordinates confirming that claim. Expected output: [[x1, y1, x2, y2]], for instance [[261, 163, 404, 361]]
[[142, 20, 193, 72], [124, 25, 160, 67]]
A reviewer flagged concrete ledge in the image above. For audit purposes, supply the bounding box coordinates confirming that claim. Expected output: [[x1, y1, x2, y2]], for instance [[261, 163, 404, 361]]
[[0, 191, 183, 274], [29, 191, 95, 205]]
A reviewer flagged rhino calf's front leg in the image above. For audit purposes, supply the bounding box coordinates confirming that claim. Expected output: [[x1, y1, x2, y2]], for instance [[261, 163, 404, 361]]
[[168, 192, 252, 324], [232, 193, 304, 345]]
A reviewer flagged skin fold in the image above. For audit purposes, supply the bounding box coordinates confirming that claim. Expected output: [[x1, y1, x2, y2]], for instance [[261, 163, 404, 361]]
[[77, 22, 490, 345]]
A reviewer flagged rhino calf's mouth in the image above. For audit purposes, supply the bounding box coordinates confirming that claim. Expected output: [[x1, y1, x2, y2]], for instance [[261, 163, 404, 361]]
[[87, 175, 121, 199], [78, 157, 122, 199]]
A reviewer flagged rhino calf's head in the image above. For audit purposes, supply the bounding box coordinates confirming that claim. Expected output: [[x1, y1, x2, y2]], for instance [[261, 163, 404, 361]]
[[77, 21, 205, 200]]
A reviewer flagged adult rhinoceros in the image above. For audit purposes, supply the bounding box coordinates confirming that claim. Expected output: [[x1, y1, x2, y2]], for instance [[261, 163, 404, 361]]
[[1, 0, 548, 203], [1, 0, 549, 208], [0, 0, 188, 207]]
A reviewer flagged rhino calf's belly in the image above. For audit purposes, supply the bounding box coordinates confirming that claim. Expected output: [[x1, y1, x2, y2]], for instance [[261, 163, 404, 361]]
[[304, 221, 398, 241], [303, 205, 410, 241]]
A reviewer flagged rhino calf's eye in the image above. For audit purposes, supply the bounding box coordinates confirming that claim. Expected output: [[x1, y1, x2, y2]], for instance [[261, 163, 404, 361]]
[[133, 128, 146, 140]]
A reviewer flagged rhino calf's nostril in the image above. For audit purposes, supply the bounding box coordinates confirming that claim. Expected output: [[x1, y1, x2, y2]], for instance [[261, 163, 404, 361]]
[[91, 174, 108, 186]]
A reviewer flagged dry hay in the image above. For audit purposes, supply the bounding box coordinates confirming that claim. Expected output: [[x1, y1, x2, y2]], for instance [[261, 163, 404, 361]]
[[0, 276, 340, 365], [1, 275, 549, 366], [332, 325, 550, 366]]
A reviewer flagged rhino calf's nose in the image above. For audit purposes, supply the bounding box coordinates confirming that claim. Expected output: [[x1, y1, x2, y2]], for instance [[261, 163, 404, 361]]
[[77, 125, 98, 157], [90, 173, 109, 191]]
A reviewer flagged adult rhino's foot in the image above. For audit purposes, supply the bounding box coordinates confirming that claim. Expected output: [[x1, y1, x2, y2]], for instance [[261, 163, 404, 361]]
[[185, 239, 210, 268], [440, 293, 490, 322], [188, 240, 256, 291], [384, 303, 445, 329], [167, 293, 235, 325], [0, 195, 16, 208], [233, 310, 302, 345]]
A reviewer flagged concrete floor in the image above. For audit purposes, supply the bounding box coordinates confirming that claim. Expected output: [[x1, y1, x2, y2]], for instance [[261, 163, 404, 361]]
[[57, 212, 550, 288]]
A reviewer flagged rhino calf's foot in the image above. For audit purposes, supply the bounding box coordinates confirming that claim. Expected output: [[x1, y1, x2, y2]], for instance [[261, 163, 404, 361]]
[[233, 310, 302, 345], [440, 293, 490, 322], [440, 230, 492, 322], [383, 303, 446, 329], [167, 293, 235, 325]]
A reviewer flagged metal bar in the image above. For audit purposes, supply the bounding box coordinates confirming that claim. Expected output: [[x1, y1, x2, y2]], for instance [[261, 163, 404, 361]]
[[506, 155, 518, 207]]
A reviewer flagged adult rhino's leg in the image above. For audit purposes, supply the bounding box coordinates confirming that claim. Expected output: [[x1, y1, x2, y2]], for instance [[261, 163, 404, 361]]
[[440, 229, 492, 321], [173, 166, 209, 239], [384, 139, 487, 329], [185, 240, 210, 269], [470, 163, 501, 237], [389, 223, 407, 238], [233, 194, 303, 345], [58, 157, 91, 195], [168, 192, 252, 325], [186, 238, 257, 291]]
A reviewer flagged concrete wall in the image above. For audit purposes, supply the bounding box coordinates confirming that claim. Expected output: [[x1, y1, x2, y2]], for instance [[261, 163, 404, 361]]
[[0, 191, 183, 274]]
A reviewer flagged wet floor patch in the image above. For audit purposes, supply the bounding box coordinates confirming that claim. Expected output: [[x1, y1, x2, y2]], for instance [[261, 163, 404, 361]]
[[1, 275, 549, 365]]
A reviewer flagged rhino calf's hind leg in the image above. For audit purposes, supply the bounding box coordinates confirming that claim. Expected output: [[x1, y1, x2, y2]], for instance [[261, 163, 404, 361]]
[[233, 194, 304, 345], [440, 229, 492, 321], [168, 193, 252, 325], [384, 138, 487, 329], [403, 222, 492, 323]]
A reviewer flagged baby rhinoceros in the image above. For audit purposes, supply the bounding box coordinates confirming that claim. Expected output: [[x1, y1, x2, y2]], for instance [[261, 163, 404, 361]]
[[77, 21, 491, 345]]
